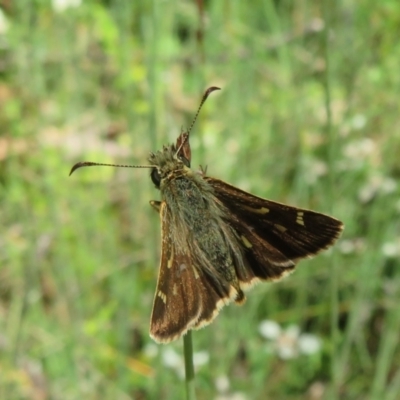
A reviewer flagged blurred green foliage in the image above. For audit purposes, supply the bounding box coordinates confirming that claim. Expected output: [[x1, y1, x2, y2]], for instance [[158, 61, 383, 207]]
[[1, 1, 400, 399]]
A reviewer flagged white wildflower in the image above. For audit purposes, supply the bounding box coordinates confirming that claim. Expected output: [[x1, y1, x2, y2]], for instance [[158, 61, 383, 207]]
[[0, 8, 10, 34], [193, 351, 209, 367], [162, 347, 181, 370], [308, 381, 326, 399], [143, 343, 158, 358], [215, 375, 230, 393], [161, 347, 209, 379], [259, 320, 322, 360], [358, 175, 397, 203], [215, 393, 247, 400], [276, 325, 300, 359], [343, 138, 375, 160], [298, 334, 321, 355], [52, 0, 82, 13], [350, 114, 367, 130], [215, 375, 248, 400], [259, 319, 281, 340], [303, 158, 328, 185], [382, 241, 400, 258], [338, 238, 365, 255]]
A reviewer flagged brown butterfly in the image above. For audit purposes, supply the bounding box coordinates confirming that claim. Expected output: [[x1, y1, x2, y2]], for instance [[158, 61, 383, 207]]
[[70, 87, 344, 343]]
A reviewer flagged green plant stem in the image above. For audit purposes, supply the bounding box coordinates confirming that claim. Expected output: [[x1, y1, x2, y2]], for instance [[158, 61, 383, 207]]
[[322, 1, 340, 398], [183, 331, 196, 400]]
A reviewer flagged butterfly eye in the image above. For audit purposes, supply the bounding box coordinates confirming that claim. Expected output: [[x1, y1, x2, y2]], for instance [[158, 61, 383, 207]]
[[151, 168, 161, 187]]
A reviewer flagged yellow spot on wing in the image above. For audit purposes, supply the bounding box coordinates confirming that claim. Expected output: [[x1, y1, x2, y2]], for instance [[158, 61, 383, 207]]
[[241, 235, 253, 248], [158, 291, 167, 303], [242, 205, 270, 214], [275, 224, 287, 233], [167, 248, 174, 269], [296, 211, 305, 226]]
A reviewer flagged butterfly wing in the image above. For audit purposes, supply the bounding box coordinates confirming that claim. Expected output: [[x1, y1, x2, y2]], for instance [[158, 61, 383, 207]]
[[149, 202, 201, 342], [206, 177, 344, 287], [149, 201, 236, 343]]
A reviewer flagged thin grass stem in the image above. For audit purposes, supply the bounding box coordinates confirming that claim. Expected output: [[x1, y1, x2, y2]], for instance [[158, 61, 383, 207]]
[[183, 331, 196, 400]]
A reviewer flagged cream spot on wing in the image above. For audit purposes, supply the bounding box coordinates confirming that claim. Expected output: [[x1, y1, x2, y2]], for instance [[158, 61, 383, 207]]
[[158, 290, 167, 303], [193, 268, 200, 279], [243, 205, 270, 214], [167, 249, 174, 269], [296, 211, 305, 226], [241, 235, 252, 248], [275, 224, 287, 233], [173, 284, 178, 296]]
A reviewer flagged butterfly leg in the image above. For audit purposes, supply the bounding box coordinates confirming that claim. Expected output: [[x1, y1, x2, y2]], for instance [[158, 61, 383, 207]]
[[149, 200, 161, 213]]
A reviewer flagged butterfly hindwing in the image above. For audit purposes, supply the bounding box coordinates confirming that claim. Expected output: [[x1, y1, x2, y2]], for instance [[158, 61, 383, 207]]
[[150, 202, 202, 343], [150, 201, 238, 342]]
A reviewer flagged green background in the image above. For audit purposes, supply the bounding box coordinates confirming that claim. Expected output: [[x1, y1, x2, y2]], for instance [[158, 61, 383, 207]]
[[1, 1, 400, 399]]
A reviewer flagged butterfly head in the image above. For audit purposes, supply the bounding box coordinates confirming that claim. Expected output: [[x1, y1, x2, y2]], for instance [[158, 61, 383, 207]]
[[148, 144, 191, 189]]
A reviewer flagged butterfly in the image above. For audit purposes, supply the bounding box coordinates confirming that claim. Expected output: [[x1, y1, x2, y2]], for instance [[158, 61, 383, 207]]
[[70, 87, 344, 343]]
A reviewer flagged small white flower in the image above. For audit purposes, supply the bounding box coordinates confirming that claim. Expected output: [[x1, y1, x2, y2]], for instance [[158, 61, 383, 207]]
[[52, 0, 82, 13], [382, 241, 400, 258], [143, 343, 158, 358], [259, 320, 322, 360], [161, 347, 209, 379], [285, 324, 301, 338], [215, 394, 247, 400], [308, 381, 326, 399], [380, 177, 397, 194], [298, 334, 321, 355], [162, 347, 181, 369], [162, 347, 185, 379], [276, 325, 300, 359], [302, 157, 328, 186], [259, 320, 281, 340], [350, 114, 367, 130], [338, 238, 365, 255], [339, 239, 356, 254], [193, 351, 209, 367], [358, 175, 397, 203], [277, 343, 297, 360], [215, 375, 230, 393], [343, 138, 375, 160], [0, 8, 10, 34], [215, 375, 248, 400], [309, 18, 324, 32]]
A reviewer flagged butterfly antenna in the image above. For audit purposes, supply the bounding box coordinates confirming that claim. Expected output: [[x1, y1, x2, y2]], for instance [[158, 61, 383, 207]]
[[176, 86, 220, 156], [69, 161, 155, 176]]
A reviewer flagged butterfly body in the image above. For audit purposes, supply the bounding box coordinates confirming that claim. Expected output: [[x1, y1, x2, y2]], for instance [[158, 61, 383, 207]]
[[147, 142, 343, 343], [149, 144, 246, 342]]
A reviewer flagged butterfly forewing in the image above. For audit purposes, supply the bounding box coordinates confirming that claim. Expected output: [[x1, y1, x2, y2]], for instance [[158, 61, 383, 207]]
[[207, 177, 344, 262]]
